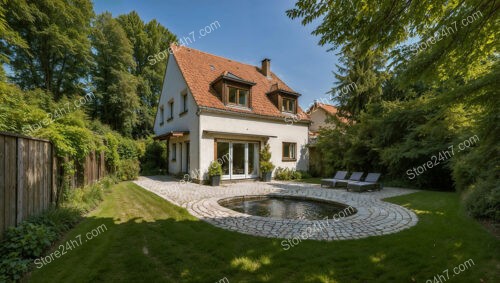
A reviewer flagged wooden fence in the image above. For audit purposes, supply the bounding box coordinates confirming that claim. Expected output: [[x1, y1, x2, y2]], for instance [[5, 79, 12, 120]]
[[0, 132, 106, 235]]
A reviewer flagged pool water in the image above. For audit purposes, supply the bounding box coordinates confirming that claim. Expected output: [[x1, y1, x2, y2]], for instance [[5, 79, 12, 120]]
[[219, 196, 355, 220]]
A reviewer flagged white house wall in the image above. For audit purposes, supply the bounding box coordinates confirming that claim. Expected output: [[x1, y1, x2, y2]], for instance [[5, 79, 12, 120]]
[[310, 109, 332, 132], [154, 55, 200, 176], [199, 112, 309, 180]]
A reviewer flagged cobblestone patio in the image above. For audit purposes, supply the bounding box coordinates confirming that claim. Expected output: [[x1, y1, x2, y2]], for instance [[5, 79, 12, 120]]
[[134, 176, 419, 241]]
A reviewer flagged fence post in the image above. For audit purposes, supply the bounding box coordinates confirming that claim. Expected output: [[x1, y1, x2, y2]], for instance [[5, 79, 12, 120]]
[[16, 138, 24, 224], [51, 146, 57, 206], [0, 135, 4, 235]]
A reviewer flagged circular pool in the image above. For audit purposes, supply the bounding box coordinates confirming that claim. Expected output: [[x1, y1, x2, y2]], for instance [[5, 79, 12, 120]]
[[218, 195, 356, 220]]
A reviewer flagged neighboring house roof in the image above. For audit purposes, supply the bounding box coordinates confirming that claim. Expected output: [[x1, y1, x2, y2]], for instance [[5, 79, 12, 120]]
[[306, 102, 339, 116], [316, 103, 339, 116], [172, 45, 309, 121], [307, 102, 348, 123]]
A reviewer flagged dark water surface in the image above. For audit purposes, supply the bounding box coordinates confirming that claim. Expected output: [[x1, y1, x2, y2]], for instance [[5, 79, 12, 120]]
[[219, 196, 355, 220]]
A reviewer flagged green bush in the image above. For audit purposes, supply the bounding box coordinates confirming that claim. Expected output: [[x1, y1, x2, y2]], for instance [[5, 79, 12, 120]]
[[0, 211, 77, 281], [118, 159, 140, 181], [298, 170, 312, 179], [463, 177, 500, 221], [63, 183, 104, 213], [208, 161, 223, 176], [0, 253, 30, 282], [140, 137, 167, 175], [30, 207, 81, 235], [274, 167, 302, 181], [100, 175, 119, 189], [118, 137, 141, 160], [62, 176, 116, 213], [259, 143, 275, 173], [1, 223, 56, 259], [293, 170, 302, 180], [0, 176, 116, 281]]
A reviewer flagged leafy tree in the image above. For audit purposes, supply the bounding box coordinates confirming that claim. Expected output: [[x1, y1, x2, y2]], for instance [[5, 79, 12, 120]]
[[116, 12, 177, 137], [288, 0, 499, 219], [4, 0, 94, 99], [91, 12, 139, 137], [0, 0, 27, 76]]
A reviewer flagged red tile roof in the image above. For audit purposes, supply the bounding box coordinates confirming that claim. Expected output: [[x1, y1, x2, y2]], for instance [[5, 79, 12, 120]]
[[311, 102, 350, 124], [317, 103, 339, 116], [172, 45, 309, 121]]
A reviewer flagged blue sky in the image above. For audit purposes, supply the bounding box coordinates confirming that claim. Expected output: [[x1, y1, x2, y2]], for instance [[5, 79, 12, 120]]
[[93, 0, 340, 109]]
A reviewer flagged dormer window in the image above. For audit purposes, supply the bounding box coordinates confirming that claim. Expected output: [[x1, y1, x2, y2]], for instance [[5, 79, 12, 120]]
[[228, 86, 249, 107], [267, 83, 301, 114], [282, 98, 296, 113], [211, 71, 255, 109]]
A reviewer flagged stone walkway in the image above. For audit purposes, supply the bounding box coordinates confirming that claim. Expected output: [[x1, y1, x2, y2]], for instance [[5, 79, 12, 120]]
[[134, 176, 419, 241]]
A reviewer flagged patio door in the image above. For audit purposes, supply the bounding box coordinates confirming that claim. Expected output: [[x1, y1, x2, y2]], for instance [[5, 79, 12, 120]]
[[216, 141, 258, 180], [231, 143, 246, 179]]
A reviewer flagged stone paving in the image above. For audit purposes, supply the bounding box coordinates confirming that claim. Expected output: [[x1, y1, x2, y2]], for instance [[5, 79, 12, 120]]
[[134, 176, 419, 241]]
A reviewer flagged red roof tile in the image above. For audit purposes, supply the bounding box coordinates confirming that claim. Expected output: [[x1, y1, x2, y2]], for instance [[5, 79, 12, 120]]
[[310, 102, 349, 124], [172, 45, 309, 120], [317, 103, 339, 116]]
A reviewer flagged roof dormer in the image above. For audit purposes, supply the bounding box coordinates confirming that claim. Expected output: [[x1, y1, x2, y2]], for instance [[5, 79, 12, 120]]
[[266, 83, 301, 114], [211, 71, 255, 109]]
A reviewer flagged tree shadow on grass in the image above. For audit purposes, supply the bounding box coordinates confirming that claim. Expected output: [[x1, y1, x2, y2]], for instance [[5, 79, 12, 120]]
[[27, 186, 496, 283], [27, 214, 415, 283]]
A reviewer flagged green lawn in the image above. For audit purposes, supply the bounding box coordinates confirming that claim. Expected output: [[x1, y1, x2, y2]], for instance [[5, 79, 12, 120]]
[[28, 182, 499, 283]]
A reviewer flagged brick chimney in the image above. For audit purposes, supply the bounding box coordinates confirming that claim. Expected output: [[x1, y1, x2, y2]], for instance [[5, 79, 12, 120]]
[[261, 58, 271, 77]]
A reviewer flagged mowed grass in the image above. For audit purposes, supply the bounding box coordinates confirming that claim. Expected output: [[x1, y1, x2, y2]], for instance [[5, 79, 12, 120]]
[[28, 182, 499, 283]]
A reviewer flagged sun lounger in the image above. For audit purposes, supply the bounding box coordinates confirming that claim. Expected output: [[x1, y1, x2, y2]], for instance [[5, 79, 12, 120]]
[[336, 172, 364, 187], [347, 173, 382, 192], [320, 171, 348, 188]]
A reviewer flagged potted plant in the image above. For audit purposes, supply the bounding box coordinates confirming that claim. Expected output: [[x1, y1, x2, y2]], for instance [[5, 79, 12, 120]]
[[259, 142, 275, 182], [208, 160, 223, 186]]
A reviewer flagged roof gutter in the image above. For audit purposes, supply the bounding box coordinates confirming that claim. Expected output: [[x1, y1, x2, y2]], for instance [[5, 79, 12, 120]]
[[197, 106, 311, 125]]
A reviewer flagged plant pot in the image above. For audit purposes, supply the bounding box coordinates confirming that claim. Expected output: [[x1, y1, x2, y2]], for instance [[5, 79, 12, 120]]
[[261, 172, 272, 182], [210, 175, 221, 186]]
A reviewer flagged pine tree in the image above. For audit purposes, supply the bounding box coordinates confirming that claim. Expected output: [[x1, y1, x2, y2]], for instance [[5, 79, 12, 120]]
[[332, 47, 388, 121]]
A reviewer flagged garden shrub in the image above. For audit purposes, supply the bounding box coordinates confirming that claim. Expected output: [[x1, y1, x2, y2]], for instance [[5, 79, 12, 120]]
[[1, 222, 56, 259], [29, 207, 81, 236], [298, 170, 312, 179], [0, 177, 116, 281], [63, 183, 103, 213], [259, 143, 275, 173], [208, 161, 223, 177], [62, 176, 117, 213], [117, 137, 141, 160], [1, 222, 60, 281], [100, 175, 119, 189], [0, 253, 30, 282], [463, 177, 500, 221], [140, 137, 167, 175], [118, 159, 140, 181], [293, 170, 302, 180], [274, 167, 302, 180]]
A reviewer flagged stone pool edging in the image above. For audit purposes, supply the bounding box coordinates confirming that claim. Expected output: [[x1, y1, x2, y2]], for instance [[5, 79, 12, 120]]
[[134, 176, 419, 241]]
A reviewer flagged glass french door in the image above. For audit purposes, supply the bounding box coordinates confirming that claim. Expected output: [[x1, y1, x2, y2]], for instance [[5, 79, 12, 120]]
[[216, 141, 258, 180]]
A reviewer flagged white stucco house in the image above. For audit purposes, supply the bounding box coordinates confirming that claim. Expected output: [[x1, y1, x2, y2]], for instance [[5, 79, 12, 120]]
[[308, 101, 341, 134], [306, 101, 344, 176], [153, 45, 310, 182]]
